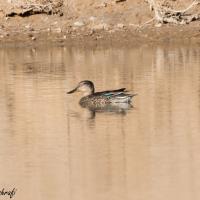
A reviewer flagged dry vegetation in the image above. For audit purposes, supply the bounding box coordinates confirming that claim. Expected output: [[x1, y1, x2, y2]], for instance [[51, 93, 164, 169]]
[[146, 0, 200, 24], [5, 0, 63, 16]]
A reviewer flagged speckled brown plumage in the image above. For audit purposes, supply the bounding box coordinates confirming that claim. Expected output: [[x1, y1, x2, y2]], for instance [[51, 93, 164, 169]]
[[79, 95, 110, 107]]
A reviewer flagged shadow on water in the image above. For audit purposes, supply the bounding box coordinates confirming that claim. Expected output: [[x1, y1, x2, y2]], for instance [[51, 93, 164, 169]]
[[80, 102, 134, 119], [67, 103, 135, 127]]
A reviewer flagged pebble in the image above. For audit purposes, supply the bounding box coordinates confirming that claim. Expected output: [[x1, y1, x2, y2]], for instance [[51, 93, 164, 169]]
[[155, 23, 162, 27], [117, 23, 124, 28], [31, 37, 36, 41], [73, 21, 84, 27], [98, 2, 107, 8], [89, 16, 96, 22], [25, 24, 34, 31], [25, 24, 31, 29], [92, 23, 109, 31]]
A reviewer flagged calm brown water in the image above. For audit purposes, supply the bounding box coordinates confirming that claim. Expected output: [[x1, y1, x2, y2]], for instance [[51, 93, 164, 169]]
[[0, 44, 200, 200]]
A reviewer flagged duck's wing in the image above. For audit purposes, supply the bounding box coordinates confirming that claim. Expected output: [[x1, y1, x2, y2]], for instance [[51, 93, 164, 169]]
[[94, 88, 137, 103]]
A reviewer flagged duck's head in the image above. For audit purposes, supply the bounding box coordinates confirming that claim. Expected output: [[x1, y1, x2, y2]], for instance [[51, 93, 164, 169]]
[[67, 80, 95, 96]]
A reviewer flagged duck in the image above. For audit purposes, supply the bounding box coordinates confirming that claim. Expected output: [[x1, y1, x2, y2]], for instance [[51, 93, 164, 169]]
[[67, 80, 136, 107]]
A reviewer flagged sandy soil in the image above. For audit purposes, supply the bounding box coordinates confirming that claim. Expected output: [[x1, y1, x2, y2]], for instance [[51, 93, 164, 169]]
[[0, 0, 200, 47]]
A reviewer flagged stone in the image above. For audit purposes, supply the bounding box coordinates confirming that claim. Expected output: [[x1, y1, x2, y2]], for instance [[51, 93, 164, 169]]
[[25, 24, 31, 29], [96, 2, 107, 8], [89, 16, 96, 22], [155, 23, 162, 27], [117, 23, 124, 28], [100, 2, 107, 7], [92, 23, 109, 31], [73, 21, 84, 27]]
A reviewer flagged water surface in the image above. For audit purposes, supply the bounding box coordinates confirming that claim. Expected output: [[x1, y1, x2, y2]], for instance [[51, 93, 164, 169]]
[[0, 44, 200, 200]]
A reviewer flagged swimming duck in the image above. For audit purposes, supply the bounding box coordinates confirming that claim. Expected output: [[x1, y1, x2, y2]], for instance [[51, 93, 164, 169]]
[[67, 80, 136, 107]]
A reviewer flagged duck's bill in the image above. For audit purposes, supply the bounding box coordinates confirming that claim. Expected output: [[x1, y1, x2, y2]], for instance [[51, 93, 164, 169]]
[[67, 87, 78, 94]]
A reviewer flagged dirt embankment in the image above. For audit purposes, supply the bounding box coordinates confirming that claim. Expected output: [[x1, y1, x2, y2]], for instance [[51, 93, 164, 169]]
[[0, 0, 200, 46]]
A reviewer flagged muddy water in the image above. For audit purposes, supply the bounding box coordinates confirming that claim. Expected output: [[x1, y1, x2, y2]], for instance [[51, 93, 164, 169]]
[[0, 44, 200, 200]]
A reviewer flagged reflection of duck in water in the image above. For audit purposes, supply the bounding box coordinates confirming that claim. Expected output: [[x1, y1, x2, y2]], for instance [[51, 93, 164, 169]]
[[67, 80, 137, 112]]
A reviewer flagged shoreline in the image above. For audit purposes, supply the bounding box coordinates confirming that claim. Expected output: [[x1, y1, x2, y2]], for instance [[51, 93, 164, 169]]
[[0, 22, 200, 48]]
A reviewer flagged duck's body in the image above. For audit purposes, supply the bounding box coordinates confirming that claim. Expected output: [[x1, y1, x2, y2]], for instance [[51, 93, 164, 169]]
[[67, 80, 136, 106], [79, 88, 134, 107]]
